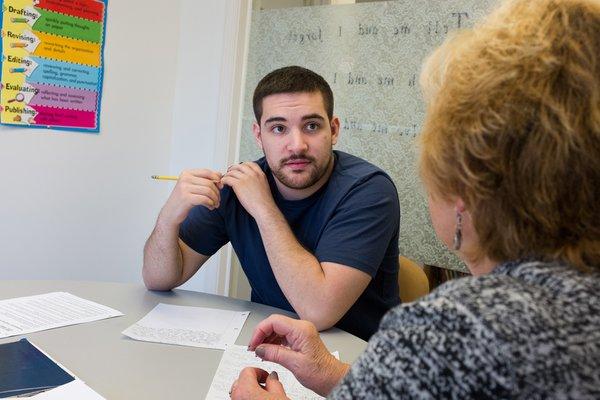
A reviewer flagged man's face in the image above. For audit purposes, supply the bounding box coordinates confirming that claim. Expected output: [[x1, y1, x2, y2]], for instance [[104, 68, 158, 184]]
[[253, 91, 339, 191]]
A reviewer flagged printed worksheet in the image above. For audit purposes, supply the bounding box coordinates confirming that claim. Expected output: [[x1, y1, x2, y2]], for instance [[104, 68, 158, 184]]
[[205, 345, 339, 400], [0, 292, 123, 339], [122, 303, 249, 350]]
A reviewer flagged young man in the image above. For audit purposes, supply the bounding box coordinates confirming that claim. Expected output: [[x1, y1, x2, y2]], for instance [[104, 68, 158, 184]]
[[142, 66, 400, 340]]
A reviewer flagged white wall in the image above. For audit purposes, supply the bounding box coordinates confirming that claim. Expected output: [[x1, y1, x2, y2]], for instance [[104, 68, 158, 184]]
[[169, 0, 229, 293], [0, 0, 237, 293]]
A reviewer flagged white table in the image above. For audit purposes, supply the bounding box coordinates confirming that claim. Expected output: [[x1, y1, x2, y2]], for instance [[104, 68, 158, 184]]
[[0, 280, 368, 399]]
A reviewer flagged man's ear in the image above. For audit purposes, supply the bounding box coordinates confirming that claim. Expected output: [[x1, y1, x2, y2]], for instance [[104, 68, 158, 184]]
[[330, 116, 341, 146], [252, 122, 263, 151]]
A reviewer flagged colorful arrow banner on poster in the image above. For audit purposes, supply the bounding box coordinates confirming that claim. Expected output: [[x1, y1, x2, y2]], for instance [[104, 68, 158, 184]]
[[0, 0, 107, 133]]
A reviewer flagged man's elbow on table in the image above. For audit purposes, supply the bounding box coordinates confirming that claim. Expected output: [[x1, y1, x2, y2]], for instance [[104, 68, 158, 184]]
[[142, 267, 179, 292], [297, 307, 343, 332], [295, 263, 372, 332], [295, 264, 371, 332]]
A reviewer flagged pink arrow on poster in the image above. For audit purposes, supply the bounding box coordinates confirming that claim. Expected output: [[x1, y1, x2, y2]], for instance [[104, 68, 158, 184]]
[[29, 105, 96, 128]]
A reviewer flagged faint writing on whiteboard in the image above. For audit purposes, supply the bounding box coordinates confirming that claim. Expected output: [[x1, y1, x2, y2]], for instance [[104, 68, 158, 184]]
[[334, 72, 397, 87], [285, 28, 323, 44], [343, 118, 419, 137], [283, 12, 471, 45]]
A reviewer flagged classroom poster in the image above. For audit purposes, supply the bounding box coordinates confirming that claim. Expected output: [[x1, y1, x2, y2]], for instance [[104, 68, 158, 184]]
[[0, 0, 107, 133]]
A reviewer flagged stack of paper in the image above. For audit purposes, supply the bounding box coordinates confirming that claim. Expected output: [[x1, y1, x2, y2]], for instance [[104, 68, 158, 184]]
[[0, 292, 123, 339]]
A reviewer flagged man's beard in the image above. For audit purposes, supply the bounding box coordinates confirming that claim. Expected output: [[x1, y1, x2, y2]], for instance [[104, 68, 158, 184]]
[[269, 152, 332, 190]]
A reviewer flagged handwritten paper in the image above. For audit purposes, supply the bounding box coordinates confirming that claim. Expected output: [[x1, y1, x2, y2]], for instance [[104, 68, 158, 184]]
[[0, 292, 123, 339], [122, 304, 249, 350], [206, 345, 339, 400]]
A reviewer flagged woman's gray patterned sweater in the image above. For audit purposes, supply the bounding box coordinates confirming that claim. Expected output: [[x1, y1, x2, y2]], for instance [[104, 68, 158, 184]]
[[330, 260, 600, 399]]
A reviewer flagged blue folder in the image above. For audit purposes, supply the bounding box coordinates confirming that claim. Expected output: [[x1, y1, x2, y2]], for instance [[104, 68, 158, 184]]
[[0, 338, 74, 398]]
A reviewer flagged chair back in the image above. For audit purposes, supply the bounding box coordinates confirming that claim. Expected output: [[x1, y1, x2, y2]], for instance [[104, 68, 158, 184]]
[[398, 256, 430, 303]]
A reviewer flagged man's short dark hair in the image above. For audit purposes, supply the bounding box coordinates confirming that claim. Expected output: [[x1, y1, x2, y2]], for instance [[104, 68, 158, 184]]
[[252, 66, 334, 124]]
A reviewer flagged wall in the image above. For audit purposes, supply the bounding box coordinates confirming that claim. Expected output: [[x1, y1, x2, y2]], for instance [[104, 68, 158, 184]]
[[0, 0, 235, 293], [168, 0, 230, 293]]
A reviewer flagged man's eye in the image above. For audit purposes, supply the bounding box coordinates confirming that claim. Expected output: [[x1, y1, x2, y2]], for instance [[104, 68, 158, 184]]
[[306, 122, 320, 131], [272, 125, 285, 134]]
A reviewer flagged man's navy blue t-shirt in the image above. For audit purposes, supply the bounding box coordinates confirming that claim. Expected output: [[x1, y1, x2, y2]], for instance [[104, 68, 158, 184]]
[[180, 151, 400, 340]]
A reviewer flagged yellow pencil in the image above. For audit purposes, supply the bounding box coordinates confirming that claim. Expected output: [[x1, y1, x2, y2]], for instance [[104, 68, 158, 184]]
[[151, 175, 222, 183]]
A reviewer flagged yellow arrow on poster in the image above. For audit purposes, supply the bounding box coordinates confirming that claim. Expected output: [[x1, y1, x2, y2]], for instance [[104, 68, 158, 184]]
[[31, 31, 101, 67]]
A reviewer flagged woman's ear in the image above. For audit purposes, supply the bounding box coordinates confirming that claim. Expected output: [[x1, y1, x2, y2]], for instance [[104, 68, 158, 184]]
[[455, 197, 466, 214]]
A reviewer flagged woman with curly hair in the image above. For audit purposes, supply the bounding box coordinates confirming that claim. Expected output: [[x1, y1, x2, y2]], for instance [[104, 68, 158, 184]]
[[231, 0, 600, 398]]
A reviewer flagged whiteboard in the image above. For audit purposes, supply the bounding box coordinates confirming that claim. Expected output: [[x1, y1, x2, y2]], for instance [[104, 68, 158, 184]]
[[240, 0, 499, 272]]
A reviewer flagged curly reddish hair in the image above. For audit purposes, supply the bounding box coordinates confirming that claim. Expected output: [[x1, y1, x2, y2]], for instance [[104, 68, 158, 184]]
[[419, 0, 600, 272]]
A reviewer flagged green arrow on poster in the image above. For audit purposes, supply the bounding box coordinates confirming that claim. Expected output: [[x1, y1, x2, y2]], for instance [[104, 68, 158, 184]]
[[32, 9, 102, 43]]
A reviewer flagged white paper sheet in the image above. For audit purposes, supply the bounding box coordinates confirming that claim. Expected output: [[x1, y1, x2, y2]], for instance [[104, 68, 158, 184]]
[[205, 345, 339, 400], [122, 303, 249, 350], [26, 380, 106, 400], [0, 292, 123, 339]]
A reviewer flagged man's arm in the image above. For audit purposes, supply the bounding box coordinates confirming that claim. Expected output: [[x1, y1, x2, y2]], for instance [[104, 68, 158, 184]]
[[222, 162, 392, 330], [142, 227, 209, 291], [256, 207, 371, 329], [142, 168, 222, 291]]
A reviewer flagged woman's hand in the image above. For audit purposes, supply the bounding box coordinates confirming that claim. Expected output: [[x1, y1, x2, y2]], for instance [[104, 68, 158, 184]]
[[230, 368, 289, 400], [247, 315, 350, 396]]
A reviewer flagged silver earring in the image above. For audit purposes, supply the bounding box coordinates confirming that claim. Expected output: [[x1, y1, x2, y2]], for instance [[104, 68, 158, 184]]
[[453, 211, 463, 250]]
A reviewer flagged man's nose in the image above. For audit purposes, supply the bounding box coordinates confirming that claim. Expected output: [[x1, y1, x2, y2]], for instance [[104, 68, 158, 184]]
[[287, 129, 308, 153]]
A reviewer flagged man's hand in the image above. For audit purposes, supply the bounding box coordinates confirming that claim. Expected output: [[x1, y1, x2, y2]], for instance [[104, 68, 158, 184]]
[[248, 315, 350, 397], [230, 368, 289, 400], [159, 169, 223, 226], [221, 162, 276, 219]]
